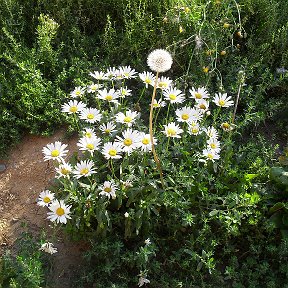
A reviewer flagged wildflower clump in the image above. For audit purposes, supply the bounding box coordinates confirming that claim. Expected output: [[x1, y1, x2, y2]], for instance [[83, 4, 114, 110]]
[[37, 50, 236, 241]]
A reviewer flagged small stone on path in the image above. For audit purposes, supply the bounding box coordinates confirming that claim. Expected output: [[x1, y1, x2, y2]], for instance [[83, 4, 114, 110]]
[[0, 164, 6, 172]]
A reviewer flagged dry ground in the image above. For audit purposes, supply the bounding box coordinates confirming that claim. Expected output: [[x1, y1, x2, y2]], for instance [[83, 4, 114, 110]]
[[0, 128, 88, 287]]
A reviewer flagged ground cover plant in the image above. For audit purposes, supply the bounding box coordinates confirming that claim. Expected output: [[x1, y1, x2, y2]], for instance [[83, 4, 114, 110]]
[[0, 0, 288, 287]]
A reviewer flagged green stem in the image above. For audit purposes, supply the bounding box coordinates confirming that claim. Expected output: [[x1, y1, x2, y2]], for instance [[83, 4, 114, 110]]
[[149, 71, 165, 189]]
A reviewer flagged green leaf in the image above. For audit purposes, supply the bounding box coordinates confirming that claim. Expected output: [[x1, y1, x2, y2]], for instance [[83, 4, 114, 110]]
[[269, 202, 284, 215], [209, 210, 219, 217]]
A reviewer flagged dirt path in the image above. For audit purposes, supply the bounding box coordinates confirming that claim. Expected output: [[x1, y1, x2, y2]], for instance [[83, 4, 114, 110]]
[[0, 128, 86, 287]]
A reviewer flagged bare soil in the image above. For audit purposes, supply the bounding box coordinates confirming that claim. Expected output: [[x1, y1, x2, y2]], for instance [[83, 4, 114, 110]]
[[0, 128, 87, 288]]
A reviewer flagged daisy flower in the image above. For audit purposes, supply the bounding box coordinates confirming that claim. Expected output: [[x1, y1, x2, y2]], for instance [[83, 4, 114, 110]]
[[189, 87, 210, 100], [204, 126, 219, 139], [147, 49, 173, 72], [221, 122, 235, 132], [163, 87, 185, 104], [115, 128, 141, 155], [99, 180, 118, 199], [138, 272, 150, 287], [37, 190, 55, 207], [70, 86, 85, 98], [77, 136, 102, 154], [97, 88, 120, 104], [175, 106, 197, 123], [105, 67, 118, 80], [188, 121, 201, 135], [61, 100, 86, 114], [99, 122, 117, 135], [189, 107, 204, 122], [42, 141, 68, 162], [202, 149, 220, 162], [119, 66, 137, 79], [82, 127, 97, 139], [47, 200, 72, 224], [151, 98, 166, 108], [207, 138, 221, 153], [163, 122, 184, 138], [87, 83, 102, 93], [213, 93, 234, 107], [89, 70, 108, 80], [102, 142, 122, 159], [115, 109, 139, 127], [195, 99, 210, 113], [73, 159, 97, 179], [39, 242, 58, 255], [80, 107, 102, 123], [55, 162, 73, 178], [118, 86, 132, 98], [138, 132, 157, 152], [156, 76, 173, 90], [138, 71, 156, 88]]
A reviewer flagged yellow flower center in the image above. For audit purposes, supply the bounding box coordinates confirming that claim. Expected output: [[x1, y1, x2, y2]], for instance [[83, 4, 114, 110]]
[[223, 23, 230, 28], [169, 94, 176, 100], [87, 113, 94, 120], [56, 207, 65, 216], [75, 90, 81, 96], [203, 67, 209, 73], [123, 116, 132, 123], [145, 78, 152, 84], [192, 127, 199, 134], [60, 168, 70, 175], [222, 122, 230, 129], [199, 104, 206, 110], [158, 82, 168, 88], [124, 138, 132, 146], [85, 132, 92, 138], [220, 50, 226, 56], [218, 99, 225, 106], [108, 149, 117, 157], [51, 150, 60, 157], [153, 103, 160, 107], [210, 143, 217, 149], [181, 114, 189, 120], [80, 168, 89, 175], [105, 95, 113, 101], [142, 138, 150, 145], [86, 143, 94, 150], [195, 93, 202, 99], [104, 187, 112, 193], [69, 106, 78, 113], [207, 153, 214, 160], [104, 129, 111, 134], [167, 128, 176, 136], [43, 196, 51, 203], [121, 90, 126, 95]]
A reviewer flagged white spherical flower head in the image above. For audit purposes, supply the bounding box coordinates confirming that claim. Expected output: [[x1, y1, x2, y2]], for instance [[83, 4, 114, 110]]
[[147, 49, 173, 73]]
